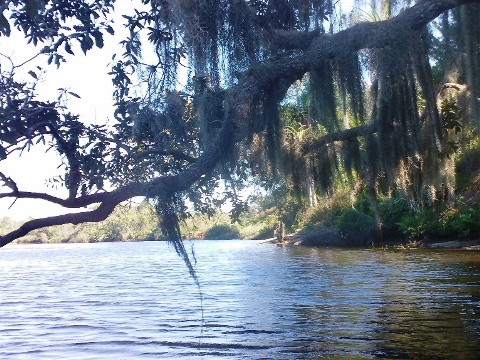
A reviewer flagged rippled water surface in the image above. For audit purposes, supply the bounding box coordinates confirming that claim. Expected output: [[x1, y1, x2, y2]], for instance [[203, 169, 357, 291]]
[[1, 240, 480, 359]]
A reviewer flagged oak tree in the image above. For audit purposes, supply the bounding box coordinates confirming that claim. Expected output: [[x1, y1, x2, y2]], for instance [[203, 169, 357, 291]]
[[1, 0, 480, 255]]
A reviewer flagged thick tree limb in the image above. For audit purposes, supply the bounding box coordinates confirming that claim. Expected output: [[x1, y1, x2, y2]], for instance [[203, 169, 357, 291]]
[[0, 202, 117, 247], [1, 0, 479, 247], [303, 124, 378, 153]]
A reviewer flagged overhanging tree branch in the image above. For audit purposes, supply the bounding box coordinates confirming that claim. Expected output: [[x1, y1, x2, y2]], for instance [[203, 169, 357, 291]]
[[302, 124, 378, 153], [1, 0, 479, 247], [0, 201, 118, 247]]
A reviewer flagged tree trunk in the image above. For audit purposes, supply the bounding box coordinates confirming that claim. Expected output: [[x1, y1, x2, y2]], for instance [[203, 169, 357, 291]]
[[306, 170, 317, 208], [367, 184, 383, 244]]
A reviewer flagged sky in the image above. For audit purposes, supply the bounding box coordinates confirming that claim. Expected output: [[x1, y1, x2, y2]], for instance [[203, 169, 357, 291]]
[[0, 1, 357, 221], [0, 5, 131, 220]]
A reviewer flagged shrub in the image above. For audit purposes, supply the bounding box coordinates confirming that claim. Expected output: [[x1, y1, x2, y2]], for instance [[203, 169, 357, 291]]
[[397, 211, 428, 239], [354, 190, 373, 216], [337, 208, 376, 246], [439, 203, 480, 239], [204, 224, 241, 240], [379, 197, 408, 232]]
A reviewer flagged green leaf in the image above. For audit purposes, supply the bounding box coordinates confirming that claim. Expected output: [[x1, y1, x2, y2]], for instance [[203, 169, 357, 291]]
[[92, 30, 104, 49], [0, 12, 10, 36], [80, 35, 94, 54], [28, 70, 38, 79], [65, 41, 74, 55], [35, 135, 45, 145], [0, 146, 7, 160], [106, 25, 115, 35], [68, 91, 81, 99]]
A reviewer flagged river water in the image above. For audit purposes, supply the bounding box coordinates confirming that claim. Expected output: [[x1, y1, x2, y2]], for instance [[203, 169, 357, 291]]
[[1, 240, 480, 359]]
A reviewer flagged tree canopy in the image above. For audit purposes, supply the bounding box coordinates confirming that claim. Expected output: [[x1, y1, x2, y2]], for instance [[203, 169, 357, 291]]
[[1, 0, 480, 253]]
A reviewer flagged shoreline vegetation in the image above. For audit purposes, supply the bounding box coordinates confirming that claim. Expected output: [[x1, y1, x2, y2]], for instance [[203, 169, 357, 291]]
[[4, 232, 480, 251], [2, 182, 480, 250], [261, 233, 480, 250], [3, 164, 480, 251], [6, 128, 480, 251]]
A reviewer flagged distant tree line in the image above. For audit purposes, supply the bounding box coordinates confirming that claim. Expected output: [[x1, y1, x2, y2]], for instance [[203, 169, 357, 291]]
[[0, 201, 252, 244], [0, 201, 160, 244]]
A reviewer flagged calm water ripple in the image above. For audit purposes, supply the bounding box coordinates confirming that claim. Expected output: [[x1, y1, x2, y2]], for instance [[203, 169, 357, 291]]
[[1, 240, 480, 359]]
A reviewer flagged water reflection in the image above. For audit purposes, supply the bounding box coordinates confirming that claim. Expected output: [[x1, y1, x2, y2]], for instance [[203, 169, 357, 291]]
[[372, 252, 480, 359], [284, 247, 480, 359], [0, 242, 479, 359]]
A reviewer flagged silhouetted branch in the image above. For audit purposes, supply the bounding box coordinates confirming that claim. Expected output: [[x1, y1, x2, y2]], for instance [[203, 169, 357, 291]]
[[0, 172, 18, 193], [1, 0, 478, 247], [0, 201, 118, 247]]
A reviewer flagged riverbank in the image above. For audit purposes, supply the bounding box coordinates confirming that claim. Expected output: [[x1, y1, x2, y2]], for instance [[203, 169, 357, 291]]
[[260, 232, 480, 250]]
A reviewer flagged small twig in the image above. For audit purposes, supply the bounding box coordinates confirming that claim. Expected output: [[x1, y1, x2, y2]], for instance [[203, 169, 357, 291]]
[[0, 51, 44, 71], [8, 198, 18, 210], [0, 171, 18, 193]]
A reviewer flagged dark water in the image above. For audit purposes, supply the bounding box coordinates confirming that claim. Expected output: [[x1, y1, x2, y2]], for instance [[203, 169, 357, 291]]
[[1, 241, 479, 359]]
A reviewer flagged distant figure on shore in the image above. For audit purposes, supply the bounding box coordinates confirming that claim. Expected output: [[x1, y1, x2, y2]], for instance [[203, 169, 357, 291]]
[[274, 222, 285, 242]]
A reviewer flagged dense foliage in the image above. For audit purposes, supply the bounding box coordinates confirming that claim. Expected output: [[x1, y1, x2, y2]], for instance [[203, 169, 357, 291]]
[[1, 0, 480, 255]]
